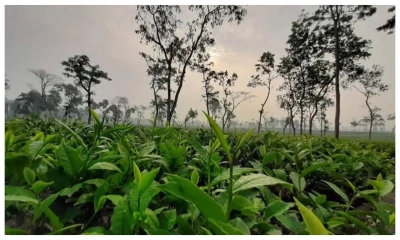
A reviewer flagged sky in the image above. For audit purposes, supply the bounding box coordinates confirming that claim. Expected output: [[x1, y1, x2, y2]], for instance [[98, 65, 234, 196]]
[[4, 5, 396, 130]]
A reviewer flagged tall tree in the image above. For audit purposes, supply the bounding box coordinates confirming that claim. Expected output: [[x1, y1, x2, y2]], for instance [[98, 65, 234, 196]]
[[134, 105, 147, 126], [311, 5, 377, 139], [15, 90, 43, 116], [135, 5, 247, 124], [5, 75, 10, 91], [196, 61, 220, 116], [29, 69, 61, 113], [247, 51, 278, 134], [377, 6, 395, 34], [46, 88, 62, 117], [350, 120, 359, 131], [141, 53, 169, 127], [277, 56, 299, 136], [387, 113, 395, 134], [56, 83, 83, 119], [61, 55, 112, 124], [353, 65, 388, 140], [184, 108, 198, 129]]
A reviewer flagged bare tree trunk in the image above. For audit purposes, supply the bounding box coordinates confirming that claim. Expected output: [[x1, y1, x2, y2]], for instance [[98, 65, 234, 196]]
[[331, 5, 341, 140], [320, 117, 323, 137], [257, 110, 263, 134], [87, 85, 92, 124]]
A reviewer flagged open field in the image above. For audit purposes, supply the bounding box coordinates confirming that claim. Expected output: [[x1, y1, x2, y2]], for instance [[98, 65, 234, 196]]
[[4, 114, 396, 235]]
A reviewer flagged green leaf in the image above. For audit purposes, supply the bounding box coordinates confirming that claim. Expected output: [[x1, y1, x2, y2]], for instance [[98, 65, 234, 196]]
[[81, 226, 106, 235], [56, 142, 83, 177], [49, 224, 83, 235], [336, 211, 370, 234], [74, 193, 95, 206], [5, 195, 38, 205], [54, 118, 87, 148], [5, 130, 15, 153], [372, 200, 390, 225], [203, 111, 232, 164], [273, 169, 287, 181], [233, 173, 293, 194], [158, 209, 177, 231], [34, 193, 59, 222], [191, 169, 199, 186], [167, 174, 226, 222], [321, 180, 349, 203], [110, 200, 134, 235], [297, 149, 310, 160], [345, 178, 356, 194], [32, 181, 54, 195], [177, 216, 196, 235], [106, 195, 123, 205], [43, 208, 63, 231], [5, 186, 36, 199], [133, 162, 141, 183], [89, 162, 122, 173], [301, 162, 330, 177], [352, 162, 364, 171], [294, 197, 328, 235], [231, 195, 258, 216], [235, 128, 254, 154], [83, 179, 106, 187], [139, 167, 160, 195], [264, 200, 294, 220], [289, 172, 305, 192], [90, 108, 102, 126], [5, 227, 29, 235], [144, 208, 160, 230], [207, 218, 247, 235], [276, 213, 303, 235], [211, 167, 255, 186], [29, 140, 43, 159], [23, 167, 36, 185], [145, 229, 173, 235], [94, 182, 109, 212], [228, 218, 251, 235], [59, 183, 83, 198]]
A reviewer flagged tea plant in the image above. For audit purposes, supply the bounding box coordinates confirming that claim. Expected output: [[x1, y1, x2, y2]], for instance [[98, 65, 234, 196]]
[[4, 110, 395, 235]]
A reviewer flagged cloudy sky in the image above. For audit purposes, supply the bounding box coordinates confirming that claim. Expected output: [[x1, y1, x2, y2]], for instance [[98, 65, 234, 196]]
[[5, 5, 395, 129]]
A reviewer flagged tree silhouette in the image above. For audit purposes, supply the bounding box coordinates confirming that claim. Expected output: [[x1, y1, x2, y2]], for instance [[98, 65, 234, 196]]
[[61, 54, 112, 124], [377, 6, 395, 34], [310, 5, 376, 139], [247, 51, 278, 134], [135, 5, 247, 124], [353, 65, 388, 140]]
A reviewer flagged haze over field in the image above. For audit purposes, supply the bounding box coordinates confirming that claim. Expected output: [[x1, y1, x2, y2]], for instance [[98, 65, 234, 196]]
[[4, 5, 395, 130]]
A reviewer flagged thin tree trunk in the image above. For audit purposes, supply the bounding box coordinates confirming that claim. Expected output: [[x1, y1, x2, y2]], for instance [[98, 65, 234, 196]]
[[331, 5, 341, 140], [87, 85, 92, 124]]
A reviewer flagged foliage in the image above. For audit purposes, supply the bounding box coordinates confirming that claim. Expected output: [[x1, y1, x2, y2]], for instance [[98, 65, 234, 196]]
[[4, 113, 395, 235]]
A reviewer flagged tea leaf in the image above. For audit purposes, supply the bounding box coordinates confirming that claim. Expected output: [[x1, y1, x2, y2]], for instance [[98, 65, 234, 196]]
[[56, 142, 83, 177], [191, 169, 199, 185], [322, 180, 349, 203], [54, 118, 87, 149], [233, 173, 293, 193], [265, 200, 294, 220], [203, 111, 232, 164], [167, 174, 226, 222], [89, 162, 122, 173], [23, 167, 36, 185], [139, 167, 160, 195], [208, 218, 247, 235], [294, 197, 329, 235], [32, 181, 54, 195], [110, 200, 134, 235], [5, 195, 38, 205]]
